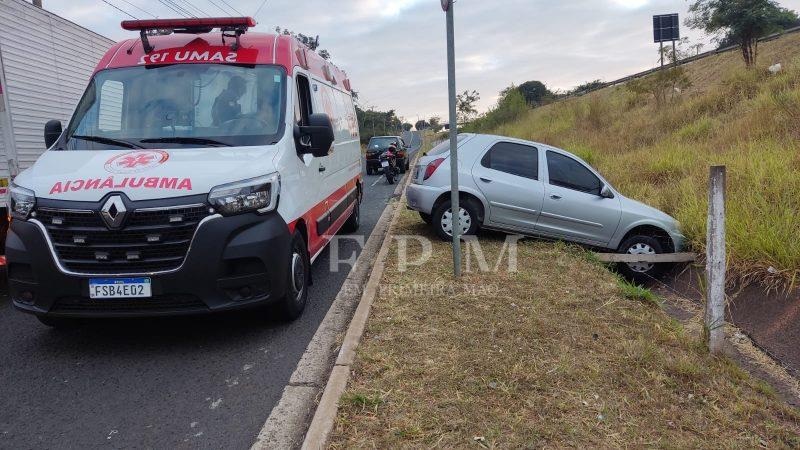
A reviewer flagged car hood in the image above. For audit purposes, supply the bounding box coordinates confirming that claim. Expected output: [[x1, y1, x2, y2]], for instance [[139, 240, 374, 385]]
[[619, 195, 677, 227], [14, 147, 279, 202]]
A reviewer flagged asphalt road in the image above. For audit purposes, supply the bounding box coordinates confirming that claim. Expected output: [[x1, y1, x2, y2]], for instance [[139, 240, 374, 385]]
[[0, 131, 421, 449]]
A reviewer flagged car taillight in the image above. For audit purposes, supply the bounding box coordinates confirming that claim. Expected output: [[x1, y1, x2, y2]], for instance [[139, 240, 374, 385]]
[[423, 158, 446, 180]]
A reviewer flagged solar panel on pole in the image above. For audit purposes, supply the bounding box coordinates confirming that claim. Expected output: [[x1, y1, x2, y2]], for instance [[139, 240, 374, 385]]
[[653, 13, 679, 43]]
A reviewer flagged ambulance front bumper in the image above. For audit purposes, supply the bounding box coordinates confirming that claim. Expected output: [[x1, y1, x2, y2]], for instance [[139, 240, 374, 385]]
[[7, 211, 292, 318]]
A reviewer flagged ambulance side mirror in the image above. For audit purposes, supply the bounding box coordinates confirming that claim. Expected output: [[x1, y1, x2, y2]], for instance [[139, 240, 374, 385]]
[[295, 113, 335, 158], [44, 120, 63, 149]]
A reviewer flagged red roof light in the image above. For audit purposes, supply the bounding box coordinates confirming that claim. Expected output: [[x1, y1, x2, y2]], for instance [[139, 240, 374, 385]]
[[121, 17, 256, 31]]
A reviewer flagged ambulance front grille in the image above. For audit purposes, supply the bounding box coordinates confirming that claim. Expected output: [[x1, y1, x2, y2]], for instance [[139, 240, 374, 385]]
[[36, 205, 211, 275]]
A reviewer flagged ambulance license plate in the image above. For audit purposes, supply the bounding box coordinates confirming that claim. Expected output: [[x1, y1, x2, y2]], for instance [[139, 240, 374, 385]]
[[381, 161, 389, 168], [89, 278, 152, 299]]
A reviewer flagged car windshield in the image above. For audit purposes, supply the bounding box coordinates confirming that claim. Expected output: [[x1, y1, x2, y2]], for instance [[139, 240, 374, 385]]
[[368, 137, 397, 150], [62, 64, 286, 149]]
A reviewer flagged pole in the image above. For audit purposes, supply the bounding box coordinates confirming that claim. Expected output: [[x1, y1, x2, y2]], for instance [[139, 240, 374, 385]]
[[672, 40, 677, 66], [660, 41, 664, 68], [705, 165, 726, 354], [445, 1, 461, 277]]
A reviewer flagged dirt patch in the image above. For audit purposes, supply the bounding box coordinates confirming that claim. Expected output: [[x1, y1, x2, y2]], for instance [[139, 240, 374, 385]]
[[655, 265, 800, 379]]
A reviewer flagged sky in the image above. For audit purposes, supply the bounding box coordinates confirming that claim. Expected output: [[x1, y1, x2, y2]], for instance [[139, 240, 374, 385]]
[[42, 0, 800, 124]]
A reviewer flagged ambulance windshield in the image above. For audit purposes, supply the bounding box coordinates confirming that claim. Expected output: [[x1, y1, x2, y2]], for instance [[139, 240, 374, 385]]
[[62, 64, 285, 149]]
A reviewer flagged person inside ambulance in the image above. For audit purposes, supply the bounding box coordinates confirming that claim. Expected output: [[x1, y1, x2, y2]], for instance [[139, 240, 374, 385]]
[[212, 75, 247, 126]]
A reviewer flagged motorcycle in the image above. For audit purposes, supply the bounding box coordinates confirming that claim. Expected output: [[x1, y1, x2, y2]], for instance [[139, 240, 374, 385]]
[[380, 146, 399, 184]]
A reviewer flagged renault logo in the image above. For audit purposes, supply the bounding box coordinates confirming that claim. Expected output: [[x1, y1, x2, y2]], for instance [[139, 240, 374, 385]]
[[100, 195, 127, 229]]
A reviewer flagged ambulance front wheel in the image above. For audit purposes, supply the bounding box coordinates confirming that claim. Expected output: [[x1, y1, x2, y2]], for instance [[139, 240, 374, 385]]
[[276, 230, 310, 321]]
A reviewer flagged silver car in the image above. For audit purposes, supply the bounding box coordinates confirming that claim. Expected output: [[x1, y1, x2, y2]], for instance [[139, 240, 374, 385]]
[[406, 134, 685, 278]]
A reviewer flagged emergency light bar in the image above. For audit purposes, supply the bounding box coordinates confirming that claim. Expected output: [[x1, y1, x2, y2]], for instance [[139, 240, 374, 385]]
[[121, 17, 256, 53]]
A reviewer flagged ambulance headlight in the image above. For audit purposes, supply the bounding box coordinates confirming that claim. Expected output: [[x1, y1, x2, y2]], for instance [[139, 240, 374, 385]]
[[208, 173, 280, 216], [10, 183, 36, 220]]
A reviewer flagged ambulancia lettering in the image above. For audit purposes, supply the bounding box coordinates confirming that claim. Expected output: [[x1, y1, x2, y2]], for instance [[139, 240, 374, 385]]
[[49, 177, 193, 195]]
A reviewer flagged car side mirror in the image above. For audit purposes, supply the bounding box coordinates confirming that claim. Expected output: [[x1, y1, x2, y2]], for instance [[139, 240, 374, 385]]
[[44, 120, 63, 149], [294, 113, 335, 158], [600, 185, 615, 199]]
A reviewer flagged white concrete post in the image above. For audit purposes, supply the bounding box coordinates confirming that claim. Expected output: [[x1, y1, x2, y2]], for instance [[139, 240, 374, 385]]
[[705, 165, 726, 354]]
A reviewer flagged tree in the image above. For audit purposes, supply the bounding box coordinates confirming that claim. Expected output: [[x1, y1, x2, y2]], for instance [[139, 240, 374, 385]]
[[415, 119, 430, 130], [429, 116, 444, 132], [626, 66, 693, 107], [516, 81, 554, 106], [356, 106, 403, 144], [456, 90, 480, 124], [571, 80, 605, 96], [687, 0, 800, 67], [402, 123, 413, 131]]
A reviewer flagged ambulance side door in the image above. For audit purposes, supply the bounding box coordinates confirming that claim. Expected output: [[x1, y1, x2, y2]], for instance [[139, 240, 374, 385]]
[[293, 72, 327, 255]]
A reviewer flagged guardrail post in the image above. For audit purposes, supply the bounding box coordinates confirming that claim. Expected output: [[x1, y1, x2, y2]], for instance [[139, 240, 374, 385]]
[[705, 165, 726, 354]]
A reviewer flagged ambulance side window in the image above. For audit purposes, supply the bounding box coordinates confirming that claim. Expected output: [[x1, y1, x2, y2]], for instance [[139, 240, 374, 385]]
[[295, 74, 312, 126]]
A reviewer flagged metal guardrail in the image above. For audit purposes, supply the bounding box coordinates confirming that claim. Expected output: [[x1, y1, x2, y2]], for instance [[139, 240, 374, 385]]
[[560, 25, 800, 99]]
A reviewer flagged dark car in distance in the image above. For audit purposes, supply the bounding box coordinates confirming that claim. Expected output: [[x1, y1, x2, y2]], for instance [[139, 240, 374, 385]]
[[365, 136, 410, 175]]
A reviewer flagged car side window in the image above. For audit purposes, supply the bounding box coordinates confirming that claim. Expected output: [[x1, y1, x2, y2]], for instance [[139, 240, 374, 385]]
[[480, 142, 538, 180], [546, 150, 602, 195]]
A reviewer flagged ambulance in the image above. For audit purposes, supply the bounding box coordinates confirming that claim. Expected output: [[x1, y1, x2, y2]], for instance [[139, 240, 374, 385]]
[[6, 17, 363, 326]]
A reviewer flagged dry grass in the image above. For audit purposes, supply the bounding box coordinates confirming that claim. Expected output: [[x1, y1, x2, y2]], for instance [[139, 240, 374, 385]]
[[329, 210, 800, 448], [480, 33, 800, 289]]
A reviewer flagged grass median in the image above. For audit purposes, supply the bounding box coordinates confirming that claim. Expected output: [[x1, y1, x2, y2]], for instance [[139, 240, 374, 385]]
[[329, 208, 800, 448]]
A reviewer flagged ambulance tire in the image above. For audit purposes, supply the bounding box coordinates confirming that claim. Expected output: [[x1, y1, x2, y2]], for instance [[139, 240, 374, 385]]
[[343, 193, 361, 233], [276, 230, 310, 321]]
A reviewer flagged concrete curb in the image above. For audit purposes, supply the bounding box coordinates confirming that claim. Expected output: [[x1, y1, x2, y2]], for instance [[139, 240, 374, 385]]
[[250, 135, 423, 450], [300, 149, 421, 450]]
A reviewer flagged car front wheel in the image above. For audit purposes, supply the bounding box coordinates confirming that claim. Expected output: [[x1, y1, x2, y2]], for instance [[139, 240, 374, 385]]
[[617, 235, 665, 281]]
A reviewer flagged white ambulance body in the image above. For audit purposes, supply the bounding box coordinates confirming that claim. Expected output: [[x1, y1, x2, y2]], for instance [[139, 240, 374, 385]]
[[7, 17, 362, 325]]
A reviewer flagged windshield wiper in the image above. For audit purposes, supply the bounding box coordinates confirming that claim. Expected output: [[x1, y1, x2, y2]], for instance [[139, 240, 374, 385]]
[[139, 137, 232, 147], [70, 135, 142, 149]]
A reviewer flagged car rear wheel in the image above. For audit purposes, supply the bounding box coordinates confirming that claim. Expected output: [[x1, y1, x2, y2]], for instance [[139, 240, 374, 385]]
[[617, 235, 665, 281], [276, 230, 310, 321], [432, 198, 480, 241]]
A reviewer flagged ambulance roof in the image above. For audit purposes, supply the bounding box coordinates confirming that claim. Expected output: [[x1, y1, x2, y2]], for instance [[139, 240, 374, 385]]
[[94, 32, 351, 91]]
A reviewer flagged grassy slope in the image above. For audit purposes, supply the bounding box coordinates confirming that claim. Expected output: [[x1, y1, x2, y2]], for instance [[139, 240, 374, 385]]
[[330, 209, 800, 448], [485, 33, 800, 286]]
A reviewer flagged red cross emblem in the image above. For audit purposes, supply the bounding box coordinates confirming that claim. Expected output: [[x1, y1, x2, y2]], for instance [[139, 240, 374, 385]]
[[105, 150, 169, 174]]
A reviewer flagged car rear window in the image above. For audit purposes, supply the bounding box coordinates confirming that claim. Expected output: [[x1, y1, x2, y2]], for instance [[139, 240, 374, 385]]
[[368, 137, 398, 150], [427, 134, 470, 156], [480, 142, 538, 180]]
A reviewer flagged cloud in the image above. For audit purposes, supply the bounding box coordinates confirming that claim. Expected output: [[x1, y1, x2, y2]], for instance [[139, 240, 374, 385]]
[[42, 0, 800, 121]]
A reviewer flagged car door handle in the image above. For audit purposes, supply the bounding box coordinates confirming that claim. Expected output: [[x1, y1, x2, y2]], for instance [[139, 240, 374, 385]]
[[550, 194, 562, 200], [479, 177, 493, 183], [319, 166, 326, 173]]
